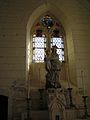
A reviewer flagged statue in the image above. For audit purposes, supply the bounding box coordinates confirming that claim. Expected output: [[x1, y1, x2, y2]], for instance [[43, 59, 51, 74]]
[[44, 45, 62, 89]]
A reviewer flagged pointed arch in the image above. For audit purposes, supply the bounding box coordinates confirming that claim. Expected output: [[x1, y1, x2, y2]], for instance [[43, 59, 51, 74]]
[[26, 3, 77, 87], [26, 3, 67, 68]]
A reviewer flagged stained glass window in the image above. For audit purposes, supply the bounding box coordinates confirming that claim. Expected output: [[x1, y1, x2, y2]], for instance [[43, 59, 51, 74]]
[[32, 34, 46, 63], [32, 14, 65, 63]]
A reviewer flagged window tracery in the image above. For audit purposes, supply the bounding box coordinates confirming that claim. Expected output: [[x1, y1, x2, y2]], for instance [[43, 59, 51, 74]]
[[32, 14, 65, 63]]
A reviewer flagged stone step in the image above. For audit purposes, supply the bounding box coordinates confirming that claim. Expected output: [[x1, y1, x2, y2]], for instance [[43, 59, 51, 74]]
[[74, 117, 90, 120], [74, 118, 90, 120], [21, 110, 49, 120]]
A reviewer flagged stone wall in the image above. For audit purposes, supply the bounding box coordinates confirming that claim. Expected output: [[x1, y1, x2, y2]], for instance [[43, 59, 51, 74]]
[[0, 0, 90, 119]]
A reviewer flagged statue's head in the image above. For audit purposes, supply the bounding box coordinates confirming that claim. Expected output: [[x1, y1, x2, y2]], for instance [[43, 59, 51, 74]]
[[52, 45, 57, 53]]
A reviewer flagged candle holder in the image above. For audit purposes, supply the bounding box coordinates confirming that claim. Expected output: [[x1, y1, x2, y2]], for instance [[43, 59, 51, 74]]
[[38, 89, 44, 110], [26, 97, 31, 120], [82, 96, 90, 119], [67, 88, 75, 108]]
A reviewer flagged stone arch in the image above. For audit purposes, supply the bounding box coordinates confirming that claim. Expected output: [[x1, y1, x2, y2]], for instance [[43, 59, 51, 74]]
[[26, 3, 76, 86]]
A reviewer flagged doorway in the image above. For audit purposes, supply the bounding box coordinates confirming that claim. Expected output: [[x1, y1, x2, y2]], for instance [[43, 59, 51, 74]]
[[0, 95, 8, 120]]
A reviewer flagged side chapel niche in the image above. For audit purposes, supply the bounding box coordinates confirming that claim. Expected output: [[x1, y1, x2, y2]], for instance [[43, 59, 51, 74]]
[[29, 13, 67, 89]]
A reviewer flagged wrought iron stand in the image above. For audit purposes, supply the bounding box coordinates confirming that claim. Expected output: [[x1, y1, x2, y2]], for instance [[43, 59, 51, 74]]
[[82, 96, 90, 119], [67, 88, 75, 108], [26, 98, 31, 120]]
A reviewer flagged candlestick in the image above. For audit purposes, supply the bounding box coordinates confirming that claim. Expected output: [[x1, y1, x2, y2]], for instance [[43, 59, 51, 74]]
[[82, 96, 89, 119], [38, 88, 44, 110], [67, 88, 75, 108], [27, 72, 31, 120], [26, 97, 31, 120]]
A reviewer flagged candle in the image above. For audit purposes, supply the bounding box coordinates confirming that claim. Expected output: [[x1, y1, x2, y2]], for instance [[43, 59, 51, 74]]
[[67, 72, 70, 88], [67, 62, 70, 88], [28, 74, 30, 98], [66, 55, 70, 88], [81, 70, 85, 96], [39, 67, 40, 81]]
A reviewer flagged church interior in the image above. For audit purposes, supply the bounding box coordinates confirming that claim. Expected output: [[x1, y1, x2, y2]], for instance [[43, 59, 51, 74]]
[[0, 0, 90, 120]]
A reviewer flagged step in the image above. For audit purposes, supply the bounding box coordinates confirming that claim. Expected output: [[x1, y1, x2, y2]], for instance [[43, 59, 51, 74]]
[[21, 110, 49, 120]]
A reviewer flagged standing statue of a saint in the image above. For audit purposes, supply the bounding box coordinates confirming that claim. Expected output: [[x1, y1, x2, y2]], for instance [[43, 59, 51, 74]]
[[44, 45, 62, 89]]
